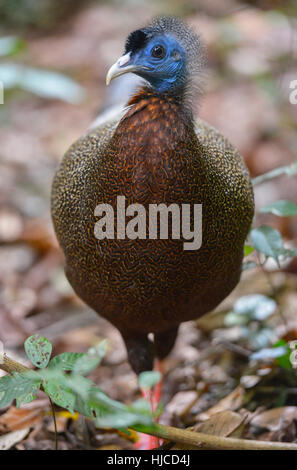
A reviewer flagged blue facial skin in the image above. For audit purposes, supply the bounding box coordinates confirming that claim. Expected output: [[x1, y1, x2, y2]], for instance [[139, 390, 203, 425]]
[[129, 34, 186, 93]]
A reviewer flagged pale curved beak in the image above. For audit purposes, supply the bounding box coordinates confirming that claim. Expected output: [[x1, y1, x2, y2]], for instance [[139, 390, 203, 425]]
[[106, 52, 147, 85], [106, 52, 133, 85]]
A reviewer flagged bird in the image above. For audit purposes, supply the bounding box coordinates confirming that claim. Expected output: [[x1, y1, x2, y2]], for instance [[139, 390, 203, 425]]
[[51, 16, 254, 446]]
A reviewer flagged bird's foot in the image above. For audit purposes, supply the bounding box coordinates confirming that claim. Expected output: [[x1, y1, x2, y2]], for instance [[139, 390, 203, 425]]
[[134, 431, 160, 450]]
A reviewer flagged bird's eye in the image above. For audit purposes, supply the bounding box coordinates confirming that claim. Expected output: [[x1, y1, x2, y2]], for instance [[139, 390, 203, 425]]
[[151, 45, 166, 59]]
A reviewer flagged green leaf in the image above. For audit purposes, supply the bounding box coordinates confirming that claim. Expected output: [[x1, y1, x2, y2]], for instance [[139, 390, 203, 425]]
[[138, 371, 162, 390], [49, 352, 85, 371], [249, 339, 292, 367], [89, 388, 127, 414], [233, 294, 276, 321], [224, 312, 250, 327], [0, 36, 25, 57], [248, 327, 276, 349], [242, 261, 258, 271], [250, 346, 288, 362], [42, 373, 75, 414], [15, 371, 42, 407], [40, 369, 95, 417], [62, 374, 95, 417], [129, 399, 151, 414], [75, 393, 97, 419], [285, 248, 297, 258], [73, 341, 108, 376], [273, 340, 292, 369], [251, 225, 285, 264], [0, 63, 85, 103], [16, 385, 40, 408], [24, 335, 52, 368], [252, 161, 297, 186], [95, 409, 154, 429], [260, 200, 297, 217], [93, 392, 155, 429], [0, 371, 41, 409], [244, 244, 254, 256]]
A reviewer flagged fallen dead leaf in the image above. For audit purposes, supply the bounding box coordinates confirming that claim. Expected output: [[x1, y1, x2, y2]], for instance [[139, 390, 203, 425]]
[[166, 391, 199, 420], [46, 415, 69, 434], [194, 410, 246, 438], [0, 210, 23, 242], [170, 410, 246, 450], [196, 386, 253, 421], [0, 428, 30, 450], [0, 406, 43, 433], [251, 407, 297, 432]]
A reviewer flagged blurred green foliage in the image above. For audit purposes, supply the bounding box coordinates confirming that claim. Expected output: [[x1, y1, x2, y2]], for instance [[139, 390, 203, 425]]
[[0, 35, 85, 103]]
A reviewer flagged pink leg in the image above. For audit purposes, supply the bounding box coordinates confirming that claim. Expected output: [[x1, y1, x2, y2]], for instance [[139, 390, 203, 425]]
[[152, 359, 164, 412], [134, 360, 164, 450]]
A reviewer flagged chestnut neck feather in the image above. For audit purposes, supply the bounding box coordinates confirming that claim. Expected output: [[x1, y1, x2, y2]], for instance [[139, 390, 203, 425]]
[[112, 87, 193, 154]]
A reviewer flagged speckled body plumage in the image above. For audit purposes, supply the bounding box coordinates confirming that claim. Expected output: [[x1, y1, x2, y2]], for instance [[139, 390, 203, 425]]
[[51, 85, 254, 372]]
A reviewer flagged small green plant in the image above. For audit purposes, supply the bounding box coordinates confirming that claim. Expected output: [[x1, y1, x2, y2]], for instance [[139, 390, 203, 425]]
[[232, 161, 297, 365], [242, 160, 297, 270], [0, 335, 160, 444]]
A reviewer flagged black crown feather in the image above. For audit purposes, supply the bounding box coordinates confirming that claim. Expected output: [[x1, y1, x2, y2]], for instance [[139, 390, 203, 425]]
[[125, 29, 148, 54]]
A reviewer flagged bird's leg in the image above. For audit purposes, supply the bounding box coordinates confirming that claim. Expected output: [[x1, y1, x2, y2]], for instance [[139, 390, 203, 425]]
[[122, 332, 158, 449], [137, 358, 165, 449], [150, 327, 179, 446], [136, 359, 167, 449], [136, 360, 164, 450], [141, 358, 164, 417], [150, 358, 164, 414], [123, 328, 178, 450]]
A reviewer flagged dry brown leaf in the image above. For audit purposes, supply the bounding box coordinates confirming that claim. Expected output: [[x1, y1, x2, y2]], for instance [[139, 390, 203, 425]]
[[0, 210, 23, 242], [251, 407, 297, 432], [46, 415, 68, 434], [21, 219, 57, 253], [195, 309, 228, 331], [170, 410, 246, 450], [0, 406, 43, 433], [196, 385, 253, 421], [0, 428, 30, 450], [166, 391, 198, 420], [194, 410, 246, 438]]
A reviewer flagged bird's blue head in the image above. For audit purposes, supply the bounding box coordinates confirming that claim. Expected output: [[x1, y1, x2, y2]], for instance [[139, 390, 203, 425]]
[[106, 17, 204, 95]]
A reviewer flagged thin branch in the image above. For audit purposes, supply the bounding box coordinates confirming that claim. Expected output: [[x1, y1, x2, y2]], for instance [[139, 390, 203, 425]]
[[252, 161, 297, 186], [48, 397, 59, 451], [0, 354, 30, 374], [132, 423, 297, 450]]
